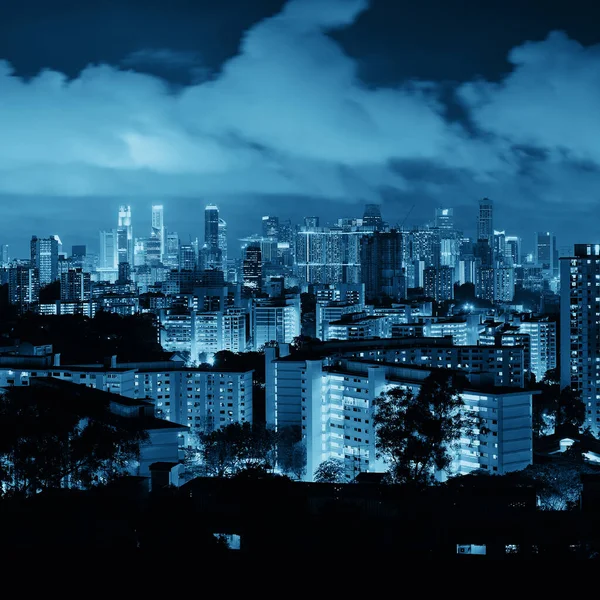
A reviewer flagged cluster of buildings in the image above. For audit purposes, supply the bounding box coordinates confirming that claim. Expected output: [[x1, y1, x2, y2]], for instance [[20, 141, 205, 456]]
[[1, 197, 598, 486]]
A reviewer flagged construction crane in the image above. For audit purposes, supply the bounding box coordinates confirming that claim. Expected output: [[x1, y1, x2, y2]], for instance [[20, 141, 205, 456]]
[[399, 204, 415, 231]]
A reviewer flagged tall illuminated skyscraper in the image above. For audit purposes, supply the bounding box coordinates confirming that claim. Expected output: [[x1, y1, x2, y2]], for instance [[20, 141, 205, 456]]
[[151, 205, 165, 261], [117, 205, 133, 265], [204, 205, 219, 249], [477, 197, 493, 243], [434, 207, 454, 230]]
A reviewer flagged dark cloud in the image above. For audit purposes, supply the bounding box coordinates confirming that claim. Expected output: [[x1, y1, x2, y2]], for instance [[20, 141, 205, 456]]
[[1, 0, 600, 258]]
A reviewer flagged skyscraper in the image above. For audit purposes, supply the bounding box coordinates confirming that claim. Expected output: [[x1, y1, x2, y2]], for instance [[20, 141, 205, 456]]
[[218, 217, 228, 271], [204, 204, 219, 249], [535, 231, 558, 277], [360, 230, 406, 302], [151, 205, 165, 261], [362, 204, 384, 231], [560, 244, 600, 436], [477, 197, 493, 243], [262, 216, 279, 240], [434, 208, 454, 230], [117, 205, 133, 265], [99, 230, 118, 269], [30, 235, 59, 286], [243, 244, 262, 290]]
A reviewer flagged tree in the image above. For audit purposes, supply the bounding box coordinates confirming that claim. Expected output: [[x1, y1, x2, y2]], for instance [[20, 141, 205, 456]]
[[372, 368, 473, 488], [314, 458, 346, 483], [276, 425, 306, 480], [192, 422, 278, 478], [0, 385, 148, 497]]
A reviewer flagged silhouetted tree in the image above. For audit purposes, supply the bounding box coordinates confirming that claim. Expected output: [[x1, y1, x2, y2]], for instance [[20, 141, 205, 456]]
[[372, 368, 474, 487], [314, 458, 346, 483], [39, 281, 61, 303], [0, 385, 148, 497], [276, 425, 306, 480], [192, 422, 277, 478]]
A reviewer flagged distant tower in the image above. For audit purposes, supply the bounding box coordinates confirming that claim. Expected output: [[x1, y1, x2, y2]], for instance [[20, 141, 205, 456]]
[[218, 218, 228, 271], [117, 205, 133, 265], [477, 198, 493, 243], [262, 216, 279, 240], [535, 231, 558, 277], [99, 230, 118, 269], [243, 244, 262, 291], [434, 208, 454, 230], [151, 205, 165, 261], [362, 204, 383, 231], [204, 205, 220, 249]]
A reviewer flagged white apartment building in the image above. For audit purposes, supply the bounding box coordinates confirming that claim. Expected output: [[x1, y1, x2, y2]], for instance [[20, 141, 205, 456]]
[[266, 347, 533, 482], [0, 355, 253, 442], [518, 317, 557, 382]]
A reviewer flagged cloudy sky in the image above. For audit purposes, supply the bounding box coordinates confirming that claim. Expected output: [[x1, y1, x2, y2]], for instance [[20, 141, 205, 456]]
[[2, 0, 600, 258]]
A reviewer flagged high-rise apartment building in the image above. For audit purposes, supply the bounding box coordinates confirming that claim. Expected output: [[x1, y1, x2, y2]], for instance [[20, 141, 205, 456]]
[[60, 268, 91, 301], [560, 244, 600, 436], [30, 235, 59, 286], [8, 266, 39, 310]]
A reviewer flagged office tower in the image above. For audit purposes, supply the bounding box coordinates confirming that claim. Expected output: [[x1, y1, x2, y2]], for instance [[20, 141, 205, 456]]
[[477, 197, 493, 243], [204, 204, 219, 249], [535, 232, 558, 277], [179, 244, 197, 271], [262, 216, 279, 240], [151, 205, 165, 260], [493, 230, 507, 265], [30, 235, 59, 286], [99, 230, 118, 269], [243, 244, 262, 290], [117, 205, 133, 265], [218, 218, 228, 271], [505, 236, 521, 266], [360, 230, 406, 303], [560, 244, 600, 436], [434, 208, 454, 230], [117, 262, 131, 284], [1, 244, 9, 266], [164, 232, 180, 268], [362, 204, 384, 231], [60, 268, 91, 301], [304, 216, 319, 228]]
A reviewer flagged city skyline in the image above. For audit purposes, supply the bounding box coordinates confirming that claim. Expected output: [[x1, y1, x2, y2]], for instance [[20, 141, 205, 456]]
[[0, 198, 571, 262], [2, 0, 600, 255]]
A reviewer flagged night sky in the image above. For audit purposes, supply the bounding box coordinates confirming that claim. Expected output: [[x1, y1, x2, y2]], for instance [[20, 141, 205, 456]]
[[2, 0, 600, 258]]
